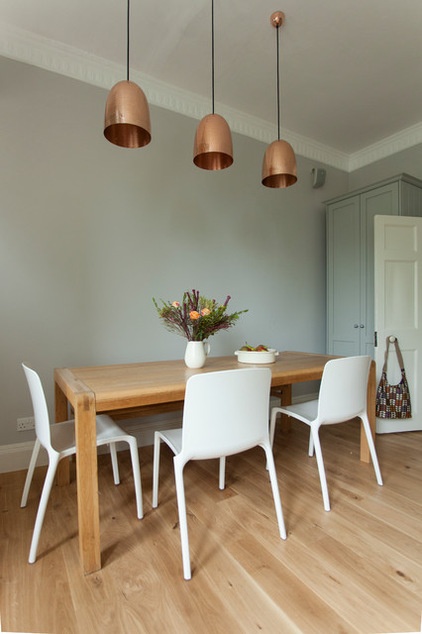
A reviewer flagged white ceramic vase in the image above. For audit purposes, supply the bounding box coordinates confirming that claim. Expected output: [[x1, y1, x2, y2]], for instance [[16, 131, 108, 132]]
[[184, 341, 210, 369]]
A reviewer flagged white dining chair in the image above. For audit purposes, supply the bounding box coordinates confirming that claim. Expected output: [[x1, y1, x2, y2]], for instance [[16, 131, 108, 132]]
[[152, 367, 287, 580], [270, 355, 383, 511], [20, 363, 143, 563]]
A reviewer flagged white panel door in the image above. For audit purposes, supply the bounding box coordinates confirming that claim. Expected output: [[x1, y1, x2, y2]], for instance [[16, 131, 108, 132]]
[[374, 215, 422, 433]]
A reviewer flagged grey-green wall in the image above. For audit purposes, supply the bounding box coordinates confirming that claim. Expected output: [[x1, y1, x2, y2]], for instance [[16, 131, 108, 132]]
[[349, 145, 422, 190], [1, 55, 419, 448]]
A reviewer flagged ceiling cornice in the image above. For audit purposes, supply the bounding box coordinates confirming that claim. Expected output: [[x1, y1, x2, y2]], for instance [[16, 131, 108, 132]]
[[1, 21, 419, 173], [348, 121, 422, 172]]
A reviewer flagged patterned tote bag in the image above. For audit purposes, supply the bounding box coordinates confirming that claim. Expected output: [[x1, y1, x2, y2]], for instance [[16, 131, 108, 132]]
[[376, 336, 412, 419]]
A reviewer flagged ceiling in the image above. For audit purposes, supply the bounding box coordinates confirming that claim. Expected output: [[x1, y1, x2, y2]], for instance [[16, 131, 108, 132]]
[[1, 0, 422, 171]]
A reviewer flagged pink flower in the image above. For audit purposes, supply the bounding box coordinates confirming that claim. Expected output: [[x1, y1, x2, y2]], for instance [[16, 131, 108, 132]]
[[189, 310, 200, 320], [171, 301, 180, 307], [201, 308, 211, 316]]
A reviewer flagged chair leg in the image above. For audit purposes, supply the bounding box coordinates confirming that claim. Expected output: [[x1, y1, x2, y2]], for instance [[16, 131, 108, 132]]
[[152, 432, 162, 508], [109, 443, 120, 485], [173, 455, 191, 580], [28, 454, 60, 564], [219, 456, 226, 490], [360, 415, 383, 486], [263, 443, 287, 540], [311, 428, 331, 512], [21, 438, 41, 508], [308, 431, 314, 457], [127, 437, 143, 519]]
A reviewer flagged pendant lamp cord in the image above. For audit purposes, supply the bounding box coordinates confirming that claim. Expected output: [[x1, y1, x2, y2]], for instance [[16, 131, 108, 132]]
[[211, 0, 215, 114], [126, 0, 130, 81], [276, 23, 280, 141]]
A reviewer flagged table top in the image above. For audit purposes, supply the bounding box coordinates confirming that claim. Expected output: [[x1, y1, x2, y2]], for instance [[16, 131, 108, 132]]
[[55, 351, 336, 413]]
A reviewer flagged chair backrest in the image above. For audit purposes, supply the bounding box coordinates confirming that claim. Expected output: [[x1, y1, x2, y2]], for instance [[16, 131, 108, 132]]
[[181, 367, 272, 461], [22, 363, 52, 450], [317, 355, 371, 424]]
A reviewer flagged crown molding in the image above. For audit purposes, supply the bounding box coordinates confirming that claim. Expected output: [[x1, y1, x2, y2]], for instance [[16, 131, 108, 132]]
[[348, 121, 422, 172], [0, 21, 419, 173]]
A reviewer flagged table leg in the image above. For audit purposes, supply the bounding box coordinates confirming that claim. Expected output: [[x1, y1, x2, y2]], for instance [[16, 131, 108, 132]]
[[74, 391, 101, 574], [361, 360, 376, 463], [271, 385, 292, 431], [280, 384, 292, 431], [55, 381, 70, 486]]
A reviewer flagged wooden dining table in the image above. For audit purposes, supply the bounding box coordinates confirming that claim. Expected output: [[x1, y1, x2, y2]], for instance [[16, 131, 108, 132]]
[[54, 351, 376, 575]]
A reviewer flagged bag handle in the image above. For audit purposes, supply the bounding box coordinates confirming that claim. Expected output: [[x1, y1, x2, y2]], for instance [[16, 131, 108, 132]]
[[382, 336, 406, 373]]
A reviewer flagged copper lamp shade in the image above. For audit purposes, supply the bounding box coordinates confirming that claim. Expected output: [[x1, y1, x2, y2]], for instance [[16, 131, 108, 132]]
[[193, 113, 233, 170], [104, 80, 151, 149], [104, 0, 151, 149], [262, 139, 297, 188], [262, 11, 297, 189], [193, 0, 233, 171]]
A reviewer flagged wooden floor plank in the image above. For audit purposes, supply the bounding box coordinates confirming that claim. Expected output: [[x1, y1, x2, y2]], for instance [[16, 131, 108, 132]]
[[1, 422, 421, 633]]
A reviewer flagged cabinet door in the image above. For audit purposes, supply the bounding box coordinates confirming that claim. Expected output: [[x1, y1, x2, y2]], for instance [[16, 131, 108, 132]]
[[327, 196, 361, 355], [361, 182, 399, 356]]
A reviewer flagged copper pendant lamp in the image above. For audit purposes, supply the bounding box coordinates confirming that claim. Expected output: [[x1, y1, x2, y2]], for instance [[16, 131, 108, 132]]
[[193, 0, 233, 170], [262, 11, 297, 188], [104, 0, 151, 148]]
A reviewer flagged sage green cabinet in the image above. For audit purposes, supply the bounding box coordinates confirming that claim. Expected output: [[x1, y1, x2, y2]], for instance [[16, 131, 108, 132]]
[[326, 173, 422, 357]]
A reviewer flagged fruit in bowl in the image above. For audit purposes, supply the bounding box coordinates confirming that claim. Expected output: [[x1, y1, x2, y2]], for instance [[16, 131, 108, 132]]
[[235, 344, 278, 364], [240, 343, 269, 352]]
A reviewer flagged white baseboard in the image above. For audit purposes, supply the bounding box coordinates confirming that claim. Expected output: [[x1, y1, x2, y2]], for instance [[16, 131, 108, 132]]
[[0, 415, 183, 475], [1, 393, 317, 475], [0, 441, 44, 474], [376, 417, 422, 434]]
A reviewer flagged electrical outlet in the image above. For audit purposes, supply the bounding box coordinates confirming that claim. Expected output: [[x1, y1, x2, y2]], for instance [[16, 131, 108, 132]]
[[17, 416, 35, 431]]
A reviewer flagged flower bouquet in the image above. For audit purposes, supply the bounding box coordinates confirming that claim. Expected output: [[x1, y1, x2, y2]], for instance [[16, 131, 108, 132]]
[[153, 289, 247, 342]]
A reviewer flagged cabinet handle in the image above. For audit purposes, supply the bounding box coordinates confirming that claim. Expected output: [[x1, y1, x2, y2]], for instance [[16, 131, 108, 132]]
[[360, 324, 364, 328], [354, 324, 359, 328]]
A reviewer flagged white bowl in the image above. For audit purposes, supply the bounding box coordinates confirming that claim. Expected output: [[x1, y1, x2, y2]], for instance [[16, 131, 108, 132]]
[[234, 349, 279, 364]]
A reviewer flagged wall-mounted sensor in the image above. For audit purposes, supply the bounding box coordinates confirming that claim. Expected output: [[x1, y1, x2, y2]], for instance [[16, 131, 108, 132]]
[[311, 167, 326, 188]]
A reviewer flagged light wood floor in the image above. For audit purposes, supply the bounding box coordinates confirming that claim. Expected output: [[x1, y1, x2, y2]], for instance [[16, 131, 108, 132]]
[[1, 421, 421, 634]]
